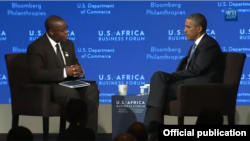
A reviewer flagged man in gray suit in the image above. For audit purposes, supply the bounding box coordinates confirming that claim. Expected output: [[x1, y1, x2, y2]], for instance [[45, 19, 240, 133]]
[[144, 13, 225, 134]]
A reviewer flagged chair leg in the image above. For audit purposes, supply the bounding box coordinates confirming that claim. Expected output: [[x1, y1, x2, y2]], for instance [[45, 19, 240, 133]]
[[228, 114, 235, 125], [12, 115, 19, 128], [59, 115, 66, 134], [178, 116, 184, 125], [43, 117, 49, 141]]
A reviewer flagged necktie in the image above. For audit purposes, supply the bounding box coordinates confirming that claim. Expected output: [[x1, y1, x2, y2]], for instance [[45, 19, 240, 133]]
[[55, 44, 64, 68], [185, 44, 196, 69]]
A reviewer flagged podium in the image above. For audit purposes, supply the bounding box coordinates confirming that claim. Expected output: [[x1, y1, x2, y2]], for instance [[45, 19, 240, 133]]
[[111, 95, 148, 139]]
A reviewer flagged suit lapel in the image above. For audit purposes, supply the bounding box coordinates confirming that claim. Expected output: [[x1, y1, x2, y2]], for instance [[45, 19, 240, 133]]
[[190, 34, 208, 65], [42, 34, 62, 68]]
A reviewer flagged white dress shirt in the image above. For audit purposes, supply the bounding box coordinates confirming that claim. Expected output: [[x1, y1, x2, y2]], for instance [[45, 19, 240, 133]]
[[194, 33, 206, 48], [46, 33, 67, 78]]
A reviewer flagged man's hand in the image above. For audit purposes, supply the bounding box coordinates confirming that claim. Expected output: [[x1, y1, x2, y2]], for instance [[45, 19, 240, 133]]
[[65, 65, 84, 77], [78, 66, 84, 77]]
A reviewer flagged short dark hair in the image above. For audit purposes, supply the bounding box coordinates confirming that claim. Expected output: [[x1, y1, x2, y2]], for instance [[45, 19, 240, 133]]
[[7, 126, 33, 141], [187, 13, 207, 32], [45, 15, 64, 31], [66, 99, 88, 122]]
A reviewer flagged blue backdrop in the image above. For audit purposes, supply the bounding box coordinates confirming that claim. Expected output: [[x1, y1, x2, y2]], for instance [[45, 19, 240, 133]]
[[0, 1, 249, 105]]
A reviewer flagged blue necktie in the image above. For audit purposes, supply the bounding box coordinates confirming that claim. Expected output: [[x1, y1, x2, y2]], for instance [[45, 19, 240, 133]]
[[185, 44, 196, 69]]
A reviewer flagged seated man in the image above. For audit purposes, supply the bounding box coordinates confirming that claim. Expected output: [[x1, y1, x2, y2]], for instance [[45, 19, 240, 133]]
[[27, 15, 99, 132], [144, 13, 225, 131]]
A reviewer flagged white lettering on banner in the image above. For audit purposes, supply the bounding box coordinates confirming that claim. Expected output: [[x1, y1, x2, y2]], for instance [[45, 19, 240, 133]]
[[99, 99, 111, 103], [98, 74, 145, 86], [116, 101, 145, 105], [8, 3, 46, 16], [78, 48, 114, 59], [79, 3, 114, 15], [98, 30, 145, 42], [237, 99, 250, 103], [100, 93, 115, 97], [12, 47, 27, 53], [29, 30, 42, 41], [151, 47, 181, 53], [7, 10, 46, 16], [229, 47, 250, 52], [147, 46, 183, 60], [229, 2, 250, 7], [12, 2, 42, 9], [238, 93, 250, 97], [146, 54, 185, 60], [87, 54, 111, 58], [150, 2, 182, 8], [0, 74, 7, 85], [98, 30, 145, 36], [87, 3, 114, 9], [167, 29, 215, 41], [220, 47, 250, 57], [88, 48, 115, 53], [0, 30, 7, 41], [239, 29, 250, 40], [146, 10, 186, 16], [147, 2, 185, 16]]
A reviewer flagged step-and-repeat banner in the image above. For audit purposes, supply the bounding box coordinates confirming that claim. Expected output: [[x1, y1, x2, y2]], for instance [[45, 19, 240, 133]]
[[0, 1, 249, 105]]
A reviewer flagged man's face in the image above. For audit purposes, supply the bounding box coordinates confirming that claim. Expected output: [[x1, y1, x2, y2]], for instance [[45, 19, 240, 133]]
[[184, 19, 201, 41], [48, 20, 68, 42]]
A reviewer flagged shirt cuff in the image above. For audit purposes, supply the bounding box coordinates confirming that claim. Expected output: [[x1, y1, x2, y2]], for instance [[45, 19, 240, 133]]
[[63, 68, 67, 78]]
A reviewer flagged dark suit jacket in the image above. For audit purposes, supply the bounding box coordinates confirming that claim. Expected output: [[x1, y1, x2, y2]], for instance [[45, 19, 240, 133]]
[[27, 34, 83, 84], [164, 34, 225, 101], [172, 34, 224, 84]]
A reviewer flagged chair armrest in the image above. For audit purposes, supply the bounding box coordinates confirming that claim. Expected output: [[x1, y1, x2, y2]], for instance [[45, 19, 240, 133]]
[[176, 83, 238, 114], [22, 84, 51, 103]]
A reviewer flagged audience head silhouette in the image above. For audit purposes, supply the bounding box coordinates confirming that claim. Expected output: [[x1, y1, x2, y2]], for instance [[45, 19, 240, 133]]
[[127, 122, 148, 141], [196, 108, 224, 125], [7, 126, 33, 141], [66, 98, 88, 126], [113, 133, 137, 141], [57, 99, 95, 141]]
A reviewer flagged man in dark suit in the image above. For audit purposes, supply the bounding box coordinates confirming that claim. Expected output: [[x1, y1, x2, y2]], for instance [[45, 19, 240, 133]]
[[27, 15, 99, 133], [144, 13, 224, 132]]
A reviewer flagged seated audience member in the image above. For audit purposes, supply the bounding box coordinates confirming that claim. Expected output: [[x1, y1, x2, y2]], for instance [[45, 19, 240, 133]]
[[57, 99, 96, 141], [113, 133, 137, 141], [127, 122, 148, 141], [196, 108, 224, 125], [7, 126, 33, 141]]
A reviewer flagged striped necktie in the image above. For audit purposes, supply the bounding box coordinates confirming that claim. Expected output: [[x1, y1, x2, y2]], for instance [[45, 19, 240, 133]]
[[185, 44, 196, 70]]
